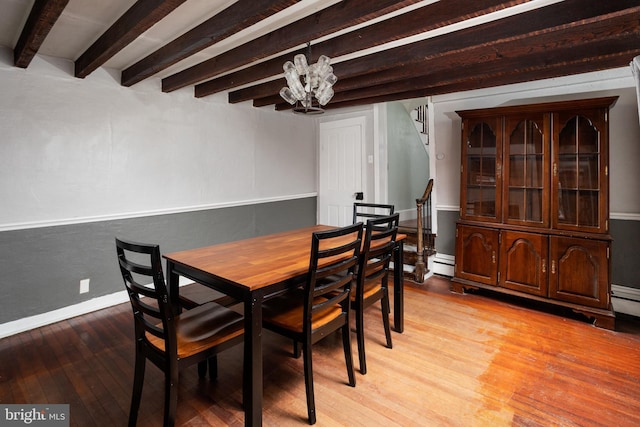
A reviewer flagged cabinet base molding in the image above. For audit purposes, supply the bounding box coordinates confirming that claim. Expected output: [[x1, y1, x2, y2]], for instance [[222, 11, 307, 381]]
[[451, 277, 616, 330]]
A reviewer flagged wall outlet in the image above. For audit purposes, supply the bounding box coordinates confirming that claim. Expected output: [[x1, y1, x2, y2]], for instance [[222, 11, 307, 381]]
[[79, 278, 90, 294]]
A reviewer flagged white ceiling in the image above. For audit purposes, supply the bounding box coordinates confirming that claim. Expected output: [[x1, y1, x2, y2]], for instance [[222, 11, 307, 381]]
[[1, 0, 565, 82], [0, 0, 353, 79]]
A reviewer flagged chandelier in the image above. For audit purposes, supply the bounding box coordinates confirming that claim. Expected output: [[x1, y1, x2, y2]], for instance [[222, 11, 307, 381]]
[[279, 43, 337, 114]]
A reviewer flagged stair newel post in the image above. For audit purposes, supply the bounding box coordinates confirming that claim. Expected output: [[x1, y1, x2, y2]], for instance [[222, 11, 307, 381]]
[[414, 197, 426, 283]]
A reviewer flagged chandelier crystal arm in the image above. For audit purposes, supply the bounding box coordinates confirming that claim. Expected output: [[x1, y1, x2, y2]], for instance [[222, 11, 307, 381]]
[[279, 42, 337, 114]]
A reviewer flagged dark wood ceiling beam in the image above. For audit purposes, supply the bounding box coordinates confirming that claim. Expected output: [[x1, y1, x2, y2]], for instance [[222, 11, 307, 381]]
[[424, 52, 638, 97], [161, 0, 422, 92], [229, 0, 640, 104], [328, 12, 640, 95], [253, 13, 640, 107], [75, 0, 187, 78], [316, 52, 638, 111], [331, 0, 640, 81], [14, 0, 69, 68], [194, 0, 528, 97], [434, 56, 636, 96], [120, 0, 298, 87], [330, 45, 640, 108], [327, 35, 640, 105]]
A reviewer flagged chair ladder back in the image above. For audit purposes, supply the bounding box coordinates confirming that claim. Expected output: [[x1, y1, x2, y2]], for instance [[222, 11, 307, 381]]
[[363, 213, 399, 252], [306, 223, 363, 325], [358, 214, 399, 300], [353, 202, 395, 224], [362, 253, 392, 282], [312, 273, 354, 315], [116, 238, 176, 350]]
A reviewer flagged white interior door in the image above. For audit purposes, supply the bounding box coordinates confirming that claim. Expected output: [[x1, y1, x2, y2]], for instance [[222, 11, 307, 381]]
[[319, 117, 366, 226]]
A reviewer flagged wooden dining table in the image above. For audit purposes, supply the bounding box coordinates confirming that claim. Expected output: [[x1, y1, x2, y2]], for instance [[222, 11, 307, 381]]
[[163, 224, 405, 427]]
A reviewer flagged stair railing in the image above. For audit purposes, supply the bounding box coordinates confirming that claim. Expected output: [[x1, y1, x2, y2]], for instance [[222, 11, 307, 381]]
[[414, 179, 433, 283]]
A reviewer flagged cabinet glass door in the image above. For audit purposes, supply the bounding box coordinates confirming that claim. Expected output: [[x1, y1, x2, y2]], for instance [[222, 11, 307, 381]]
[[504, 114, 549, 227], [553, 109, 608, 233], [461, 117, 502, 222]]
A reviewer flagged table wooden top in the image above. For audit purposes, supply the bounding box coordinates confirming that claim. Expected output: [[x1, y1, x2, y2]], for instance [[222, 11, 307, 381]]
[[165, 224, 405, 292], [164, 225, 335, 291]]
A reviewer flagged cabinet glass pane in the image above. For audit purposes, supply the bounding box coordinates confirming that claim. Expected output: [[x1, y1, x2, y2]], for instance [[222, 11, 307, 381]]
[[557, 116, 600, 227], [509, 120, 543, 155], [578, 154, 599, 189], [466, 188, 496, 217], [508, 188, 543, 222], [466, 122, 497, 218], [509, 155, 544, 187], [509, 156, 525, 186], [507, 120, 543, 223], [579, 191, 598, 226]]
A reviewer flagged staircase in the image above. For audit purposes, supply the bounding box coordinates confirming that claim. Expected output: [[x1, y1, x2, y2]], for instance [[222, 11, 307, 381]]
[[398, 179, 435, 284]]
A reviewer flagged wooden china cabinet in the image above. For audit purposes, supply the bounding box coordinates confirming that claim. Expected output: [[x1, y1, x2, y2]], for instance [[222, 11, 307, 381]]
[[452, 97, 617, 329]]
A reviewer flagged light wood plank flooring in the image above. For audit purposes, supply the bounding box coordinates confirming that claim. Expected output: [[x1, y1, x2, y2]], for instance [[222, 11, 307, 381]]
[[1, 276, 639, 426]]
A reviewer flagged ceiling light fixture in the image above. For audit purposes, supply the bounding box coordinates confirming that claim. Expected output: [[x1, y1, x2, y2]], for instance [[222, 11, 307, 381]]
[[279, 43, 337, 114]]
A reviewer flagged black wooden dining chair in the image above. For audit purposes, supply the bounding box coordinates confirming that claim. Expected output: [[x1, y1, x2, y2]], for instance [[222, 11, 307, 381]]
[[353, 213, 399, 374], [261, 223, 363, 425], [352, 202, 395, 224], [115, 238, 244, 427]]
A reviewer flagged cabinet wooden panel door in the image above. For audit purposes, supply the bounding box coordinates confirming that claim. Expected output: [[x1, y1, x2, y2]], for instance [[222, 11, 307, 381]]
[[455, 225, 499, 285], [549, 236, 610, 309], [503, 113, 550, 228], [461, 117, 502, 223], [552, 107, 609, 233], [499, 231, 548, 297]]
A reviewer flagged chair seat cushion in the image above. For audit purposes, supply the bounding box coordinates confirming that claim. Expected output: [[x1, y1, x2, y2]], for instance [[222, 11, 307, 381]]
[[148, 302, 243, 358], [263, 289, 342, 333]]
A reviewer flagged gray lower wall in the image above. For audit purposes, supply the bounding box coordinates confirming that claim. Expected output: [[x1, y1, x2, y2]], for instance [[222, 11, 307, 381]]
[[435, 210, 458, 257], [0, 197, 317, 324], [435, 210, 640, 290], [610, 219, 640, 289]]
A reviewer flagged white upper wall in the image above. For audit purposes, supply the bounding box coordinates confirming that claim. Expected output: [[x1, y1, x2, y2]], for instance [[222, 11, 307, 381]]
[[430, 67, 640, 217], [0, 46, 317, 230]]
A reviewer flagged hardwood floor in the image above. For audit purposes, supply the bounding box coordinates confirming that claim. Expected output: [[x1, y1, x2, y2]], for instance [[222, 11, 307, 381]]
[[1, 276, 639, 426]]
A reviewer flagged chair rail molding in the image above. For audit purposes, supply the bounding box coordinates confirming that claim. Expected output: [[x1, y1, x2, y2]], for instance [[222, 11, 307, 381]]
[[0, 193, 317, 232]]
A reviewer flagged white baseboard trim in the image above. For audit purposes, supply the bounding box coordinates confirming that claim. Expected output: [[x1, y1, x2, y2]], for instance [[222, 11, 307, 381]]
[[0, 291, 130, 339], [0, 278, 197, 339], [611, 284, 640, 317], [432, 253, 454, 277]]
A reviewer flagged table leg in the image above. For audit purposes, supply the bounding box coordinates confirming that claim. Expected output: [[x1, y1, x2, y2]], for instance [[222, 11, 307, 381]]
[[166, 260, 181, 317], [393, 240, 404, 333], [243, 290, 264, 426]]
